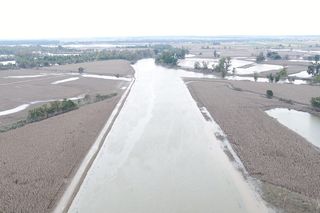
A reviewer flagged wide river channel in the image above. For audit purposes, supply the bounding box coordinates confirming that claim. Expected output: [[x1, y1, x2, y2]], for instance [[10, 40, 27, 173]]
[[68, 59, 270, 213]]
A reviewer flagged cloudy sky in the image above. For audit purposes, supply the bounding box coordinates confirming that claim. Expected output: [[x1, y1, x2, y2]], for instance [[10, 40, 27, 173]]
[[1, 0, 319, 39]]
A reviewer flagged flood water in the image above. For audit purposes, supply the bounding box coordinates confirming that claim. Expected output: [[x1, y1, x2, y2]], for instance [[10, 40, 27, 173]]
[[177, 70, 307, 85], [177, 69, 217, 79], [0, 60, 16, 65], [235, 64, 282, 75], [289, 71, 312, 79], [51, 77, 80, 85], [178, 58, 283, 75], [178, 58, 254, 70], [266, 108, 320, 148], [68, 59, 269, 213]]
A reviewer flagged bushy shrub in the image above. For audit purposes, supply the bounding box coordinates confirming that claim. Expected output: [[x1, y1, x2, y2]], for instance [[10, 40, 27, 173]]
[[278, 67, 288, 77], [83, 94, 91, 103], [202, 61, 208, 69], [78, 67, 84, 74], [194, 61, 201, 69], [275, 73, 281, 83], [267, 51, 282, 60], [61, 99, 77, 112], [266, 90, 273, 98], [267, 73, 274, 83], [27, 99, 78, 122], [95, 93, 117, 102], [279, 98, 293, 104], [288, 76, 295, 82], [313, 75, 320, 83], [256, 52, 265, 63], [28, 105, 48, 121], [232, 68, 236, 75], [311, 97, 320, 109], [253, 72, 258, 82]]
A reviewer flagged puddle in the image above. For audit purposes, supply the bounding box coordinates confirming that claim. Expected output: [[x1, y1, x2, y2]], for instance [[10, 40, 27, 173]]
[[270, 49, 320, 54], [278, 79, 308, 85], [226, 76, 269, 83], [0, 104, 30, 116], [82, 74, 131, 81], [178, 58, 218, 69], [177, 69, 217, 78], [266, 108, 320, 148], [51, 77, 80, 85], [0, 60, 16, 65], [69, 94, 86, 101], [235, 64, 283, 75], [289, 59, 313, 63], [289, 71, 312, 79], [5, 74, 47, 79]]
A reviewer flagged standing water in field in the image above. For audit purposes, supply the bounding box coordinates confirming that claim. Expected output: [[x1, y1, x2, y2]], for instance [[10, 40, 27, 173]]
[[266, 108, 320, 148], [68, 59, 270, 213]]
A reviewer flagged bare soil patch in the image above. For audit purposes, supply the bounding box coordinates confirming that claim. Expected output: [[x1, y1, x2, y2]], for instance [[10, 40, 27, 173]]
[[0, 60, 134, 212], [0, 96, 122, 213]]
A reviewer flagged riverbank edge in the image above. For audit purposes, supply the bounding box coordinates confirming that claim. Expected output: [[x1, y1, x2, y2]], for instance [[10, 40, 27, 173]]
[[184, 78, 320, 212], [53, 77, 136, 213], [197, 106, 274, 211]]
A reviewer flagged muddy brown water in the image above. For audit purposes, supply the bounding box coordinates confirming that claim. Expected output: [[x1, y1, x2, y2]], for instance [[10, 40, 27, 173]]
[[68, 59, 270, 213]]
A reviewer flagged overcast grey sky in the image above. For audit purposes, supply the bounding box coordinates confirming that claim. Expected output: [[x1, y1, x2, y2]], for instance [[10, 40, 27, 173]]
[[1, 0, 319, 39]]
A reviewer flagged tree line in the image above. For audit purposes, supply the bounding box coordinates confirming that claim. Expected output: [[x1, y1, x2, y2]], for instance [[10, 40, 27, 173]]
[[0, 45, 155, 70], [154, 46, 188, 66]]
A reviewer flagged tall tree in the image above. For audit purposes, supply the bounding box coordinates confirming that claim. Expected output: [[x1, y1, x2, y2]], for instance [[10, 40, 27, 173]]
[[256, 52, 265, 63], [307, 55, 320, 76], [213, 57, 232, 78]]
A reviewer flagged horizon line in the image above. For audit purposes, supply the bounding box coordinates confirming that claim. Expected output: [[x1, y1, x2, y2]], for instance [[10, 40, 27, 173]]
[[1, 35, 320, 42]]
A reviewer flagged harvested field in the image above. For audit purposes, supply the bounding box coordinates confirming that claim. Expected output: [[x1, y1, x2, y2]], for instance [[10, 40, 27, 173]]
[[228, 80, 320, 105], [185, 78, 320, 212], [0, 60, 133, 126], [44, 60, 135, 77], [0, 96, 122, 213], [0, 60, 134, 212]]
